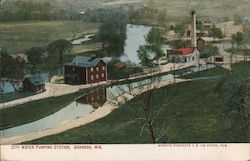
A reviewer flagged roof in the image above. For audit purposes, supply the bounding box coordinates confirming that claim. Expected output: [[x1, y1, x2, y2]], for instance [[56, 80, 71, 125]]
[[170, 47, 196, 55], [65, 56, 105, 68], [24, 76, 44, 85], [114, 62, 125, 69]]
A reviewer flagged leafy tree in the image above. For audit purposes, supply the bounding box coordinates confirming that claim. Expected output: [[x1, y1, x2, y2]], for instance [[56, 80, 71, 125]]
[[223, 64, 250, 141], [201, 44, 219, 59], [173, 22, 188, 38], [196, 20, 204, 31], [0, 48, 24, 80], [168, 40, 191, 49], [137, 27, 165, 67], [232, 32, 244, 50], [97, 9, 128, 55], [208, 24, 223, 41], [25, 47, 45, 69], [137, 46, 153, 67], [47, 39, 72, 68]]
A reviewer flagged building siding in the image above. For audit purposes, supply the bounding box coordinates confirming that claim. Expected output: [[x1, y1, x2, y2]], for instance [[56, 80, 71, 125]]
[[65, 60, 107, 85]]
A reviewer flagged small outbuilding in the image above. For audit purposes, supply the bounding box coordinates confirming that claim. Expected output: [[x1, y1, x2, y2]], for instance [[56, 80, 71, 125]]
[[197, 37, 206, 51], [22, 76, 45, 93]]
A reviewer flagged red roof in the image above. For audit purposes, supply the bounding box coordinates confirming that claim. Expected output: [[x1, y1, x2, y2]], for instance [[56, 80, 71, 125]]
[[170, 47, 196, 55]]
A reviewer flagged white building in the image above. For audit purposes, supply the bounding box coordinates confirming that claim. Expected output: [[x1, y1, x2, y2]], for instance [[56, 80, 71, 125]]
[[168, 11, 200, 64], [168, 47, 200, 63]]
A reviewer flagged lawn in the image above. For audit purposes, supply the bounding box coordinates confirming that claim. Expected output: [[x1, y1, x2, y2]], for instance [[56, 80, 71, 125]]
[[181, 65, 229, 79], [0, 21, 100, 54], [0, 85, 106, 130]]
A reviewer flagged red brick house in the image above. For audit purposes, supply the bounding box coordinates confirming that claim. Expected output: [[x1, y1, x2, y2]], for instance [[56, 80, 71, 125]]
[[64, 56, 107, 85]]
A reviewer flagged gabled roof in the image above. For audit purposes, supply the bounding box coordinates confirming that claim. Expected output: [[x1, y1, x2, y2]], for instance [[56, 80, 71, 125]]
[[170, 47, 196, 55], [24, 76, 44, 85], [65, 56, 105, 68]]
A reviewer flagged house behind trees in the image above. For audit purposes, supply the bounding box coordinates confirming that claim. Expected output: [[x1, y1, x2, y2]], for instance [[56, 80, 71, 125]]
[[64, 56, 107, 85]]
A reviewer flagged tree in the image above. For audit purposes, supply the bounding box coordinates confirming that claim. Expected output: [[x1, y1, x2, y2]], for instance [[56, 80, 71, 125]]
[[137, 46, 152, 67], [137, 27, 165, 67], [196, 20, 204, 31], [25, 47, 45, 69], [173, 22, 188, 38], [201, 44, 219, 63], [97, 9, 128, 55], [0, 48, 24, 80], [47, 39, 72, 68], [109, 70, 173, 143], [208, 24, 223, 42], [223, 64, 250, 141]]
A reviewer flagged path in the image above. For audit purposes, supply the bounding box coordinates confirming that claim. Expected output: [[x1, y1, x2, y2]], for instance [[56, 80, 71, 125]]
[[0, 78, 188, 144]]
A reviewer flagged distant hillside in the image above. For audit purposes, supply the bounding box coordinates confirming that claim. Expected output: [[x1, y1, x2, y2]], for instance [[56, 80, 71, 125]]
[[1, 0, 249, 19], [154, 0, 249, 19], [1, 0, 117, 11]]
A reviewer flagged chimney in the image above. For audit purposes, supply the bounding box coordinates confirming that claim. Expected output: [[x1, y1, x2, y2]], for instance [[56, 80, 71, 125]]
[[191, 10, 197, 47]]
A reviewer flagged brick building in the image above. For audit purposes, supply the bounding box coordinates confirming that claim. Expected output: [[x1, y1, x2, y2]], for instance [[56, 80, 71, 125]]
[[64, 56, 107, 85]]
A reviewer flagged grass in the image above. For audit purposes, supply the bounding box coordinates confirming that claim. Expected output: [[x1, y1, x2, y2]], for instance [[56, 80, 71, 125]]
[[0, 85, 106, 130], [72, 42, 103, 54], [0, 21, 100, 54], [181, 65, 229, 79], [0, 92, 35, 103]]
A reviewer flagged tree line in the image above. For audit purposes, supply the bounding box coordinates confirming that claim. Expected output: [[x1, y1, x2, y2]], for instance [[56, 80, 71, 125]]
[[0, 1, 81, 22]]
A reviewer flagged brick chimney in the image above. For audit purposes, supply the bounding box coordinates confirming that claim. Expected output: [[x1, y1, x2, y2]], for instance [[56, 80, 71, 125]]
[[191, 10, 197, 47]]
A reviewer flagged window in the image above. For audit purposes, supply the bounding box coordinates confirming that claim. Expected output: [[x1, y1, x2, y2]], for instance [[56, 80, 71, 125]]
[[102, 66, 105, 71], [96, 67, 99, 71], [91, 75, 94, 80], [96, 74, 99, 79], [72, 67, 75, 71], [101, 73, 105, 78], [91, 67, 94, 72]]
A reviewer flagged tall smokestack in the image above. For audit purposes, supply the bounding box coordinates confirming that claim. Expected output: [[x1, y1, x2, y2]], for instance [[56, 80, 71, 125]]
[[191, 10, 197, 47]]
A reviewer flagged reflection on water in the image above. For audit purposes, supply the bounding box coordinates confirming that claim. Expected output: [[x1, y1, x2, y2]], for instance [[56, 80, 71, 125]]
[[76, 88, 107, 109]]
